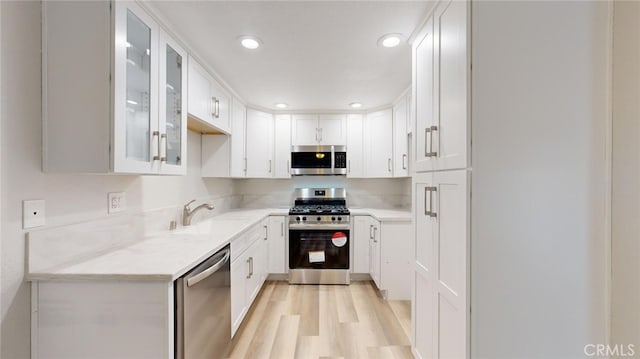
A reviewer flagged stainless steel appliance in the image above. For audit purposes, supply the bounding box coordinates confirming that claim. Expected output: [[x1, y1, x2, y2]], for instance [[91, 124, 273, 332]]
[[175, 244, 231, 358], [290, 145, 347, 175], [289, 188, 350, 284]]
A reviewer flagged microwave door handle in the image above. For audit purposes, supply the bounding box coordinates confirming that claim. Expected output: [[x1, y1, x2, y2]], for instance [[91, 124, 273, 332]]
[[186, 250, 230, 287]]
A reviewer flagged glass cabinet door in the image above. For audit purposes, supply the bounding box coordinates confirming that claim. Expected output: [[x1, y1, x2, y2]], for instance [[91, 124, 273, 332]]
[[158, 31, 188, 175], [113, 2, 158, 173], [125, 9, 152, 163]]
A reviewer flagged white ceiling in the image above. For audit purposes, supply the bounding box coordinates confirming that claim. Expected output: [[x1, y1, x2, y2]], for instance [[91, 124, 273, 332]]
[[146, 1, 432, 111]]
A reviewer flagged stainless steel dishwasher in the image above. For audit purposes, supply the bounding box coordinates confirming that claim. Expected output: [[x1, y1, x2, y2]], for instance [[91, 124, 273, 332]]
[[175, 244, 231, 359]]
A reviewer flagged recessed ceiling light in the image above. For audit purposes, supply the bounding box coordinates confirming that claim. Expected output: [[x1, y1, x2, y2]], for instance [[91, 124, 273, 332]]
[[350, 102, 363, 109], [377, 33, 404, 48], [238, 35, 262, 50], [275, 103, 288, 109]]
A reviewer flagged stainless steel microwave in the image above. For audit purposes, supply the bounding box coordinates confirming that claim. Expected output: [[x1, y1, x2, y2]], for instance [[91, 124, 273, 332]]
[[290, 145, 347, 175]]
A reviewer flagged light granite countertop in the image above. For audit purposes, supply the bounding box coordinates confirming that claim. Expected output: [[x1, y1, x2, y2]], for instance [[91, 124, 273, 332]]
[[26, 207, 410, 282]]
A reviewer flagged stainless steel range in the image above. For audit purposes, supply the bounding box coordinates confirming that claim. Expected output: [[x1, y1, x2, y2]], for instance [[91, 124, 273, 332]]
[[288, 188, 350, 284]]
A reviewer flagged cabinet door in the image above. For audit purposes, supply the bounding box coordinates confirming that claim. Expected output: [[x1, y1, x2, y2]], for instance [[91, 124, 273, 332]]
[[245, 109, 274, 178], [187, 57, 212, 126], [412, 170, 469, 358], [380, 222, 412, 300], [413, 16, 436, 173], [318, 114, 346, 145], [434, 0, 469, 171], [352, 216, 371, 273], [231, 254, 249, 336], [158, 31, 187, 175], [292, 115, 319, 146], [346, 115, 365, 178], [274, 115, 292, 178], [230, 98, 247, 177], [210, 81, 231, 133], [113, 2, 159, 174], [365, 109, 394, 178], [393, 98, 409, 177], [369, 218, 381, 288], [268, 216, 287, 274]]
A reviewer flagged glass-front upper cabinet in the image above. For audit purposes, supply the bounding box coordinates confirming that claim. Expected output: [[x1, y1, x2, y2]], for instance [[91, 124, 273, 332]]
[[42, 1, 187, 175], [158, 31, 188, 174]]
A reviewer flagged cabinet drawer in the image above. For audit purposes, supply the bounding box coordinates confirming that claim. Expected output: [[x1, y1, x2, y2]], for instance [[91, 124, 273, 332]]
[[231, 220, 268, 261]]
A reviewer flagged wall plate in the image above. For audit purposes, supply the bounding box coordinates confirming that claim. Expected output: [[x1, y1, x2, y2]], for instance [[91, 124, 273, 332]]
[[23, 200, 45, 229], [108, 192, 126, 214]]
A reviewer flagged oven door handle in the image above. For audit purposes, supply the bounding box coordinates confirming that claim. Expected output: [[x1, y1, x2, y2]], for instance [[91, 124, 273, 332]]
[[289, 224, 350, 231]]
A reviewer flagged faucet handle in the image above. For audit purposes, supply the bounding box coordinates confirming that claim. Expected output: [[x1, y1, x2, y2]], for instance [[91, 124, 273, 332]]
[[184, 199, 196, 210]]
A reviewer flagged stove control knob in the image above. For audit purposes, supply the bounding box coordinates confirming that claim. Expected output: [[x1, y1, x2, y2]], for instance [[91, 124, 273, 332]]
[[317, 217, 322, 222], [296, 216, 301, 223], [302, 216, 307, 222], [337, 217, 342, 221], [331, 217, 336, 221]]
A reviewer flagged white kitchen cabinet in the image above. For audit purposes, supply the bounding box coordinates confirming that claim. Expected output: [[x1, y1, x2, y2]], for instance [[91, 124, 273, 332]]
[[413, 0, 469, 173], [352, 216, 371, 273], [346, 114, 365, 178], [365, 109, 394, 178], [413, 169, 469, 359], [42, 1, 187, 175], [369, 217, 381, 288], [231, 220, 269, 336], [393, 95, 410, 177], [245, 109, 274, 178], [268, 216, 287, 274], [274, 115, 292, 178], [291, 114, 346, 146], [230, 98, 247, 177], [187, 57, 231, 134]]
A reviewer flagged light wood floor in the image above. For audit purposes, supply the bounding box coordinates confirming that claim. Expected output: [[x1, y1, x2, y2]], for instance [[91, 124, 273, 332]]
[[228, 281, 412, 359]]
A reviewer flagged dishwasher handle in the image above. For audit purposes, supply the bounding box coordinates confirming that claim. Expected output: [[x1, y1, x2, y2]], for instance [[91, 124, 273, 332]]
[[186, 249, 230, 287]]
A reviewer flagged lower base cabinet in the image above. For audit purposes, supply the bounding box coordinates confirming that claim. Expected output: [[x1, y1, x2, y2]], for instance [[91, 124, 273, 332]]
[[230, 219, 270, 336], [352, 215, 412, 300]]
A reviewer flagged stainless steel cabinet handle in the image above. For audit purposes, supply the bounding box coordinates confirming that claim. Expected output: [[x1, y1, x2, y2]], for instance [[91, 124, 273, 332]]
[[215, 99, 220, 118], [287, 160, 290, 174], [402, 154, 407, 169], [348, 160, 351, 173], [250, 257, 254, 277], [373, 227, 378, 243], [424, 186, 431, 216], [246, 258, 251, 278], [426, 125, 438, 157], [152, 131, 160, 161], [315, 128, 319, 142], [268, 160, 272, 173], [369, 224, 374, 239], [264, 224, 268, 240], [211, 97, 217, 117], [160, 133, 167, 162], [281, 222, 284, 236], [428, 186, 437, 218], [244, 158, 247, 172], [388, 158, 392, 172], [186, 249, 230, 287], [319, 128, 323, 142], [424, 127, 429, 158]]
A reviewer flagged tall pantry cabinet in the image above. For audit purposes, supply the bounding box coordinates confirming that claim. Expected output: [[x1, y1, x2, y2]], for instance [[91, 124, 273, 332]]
[[411, 0, 470, 358]]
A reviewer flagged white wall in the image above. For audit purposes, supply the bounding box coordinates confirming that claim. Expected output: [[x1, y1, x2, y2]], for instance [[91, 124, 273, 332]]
[[0, 2, 232, 357], [235, 177, 410, 209], [470, 1, 610, 357], [611, 2, 640, 357]]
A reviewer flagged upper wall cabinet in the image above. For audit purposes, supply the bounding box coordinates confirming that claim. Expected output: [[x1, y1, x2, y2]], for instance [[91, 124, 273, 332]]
[[274, 115, 292, 178], [42, 1, 187, 175], [187, 57, 231, 134], [245, 109, 275, 178], [365, 109, 394, 178], [413, 0, 469, 173], [346, 114, 365, 178], [291, 114, 346, 146], [393, 94, 410, 177]]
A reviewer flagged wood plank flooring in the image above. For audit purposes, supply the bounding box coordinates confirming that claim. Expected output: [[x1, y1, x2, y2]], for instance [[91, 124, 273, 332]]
[[228, 281, 412, 359]]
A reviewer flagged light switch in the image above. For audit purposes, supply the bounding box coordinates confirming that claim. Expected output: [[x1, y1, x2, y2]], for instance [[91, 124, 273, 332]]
[[108, 192, 126, 214], [23, 200, 45, 229]]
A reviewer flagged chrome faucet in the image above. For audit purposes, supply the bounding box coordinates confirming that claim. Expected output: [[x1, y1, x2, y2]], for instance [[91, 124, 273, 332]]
[[182, 200, 215, 226]]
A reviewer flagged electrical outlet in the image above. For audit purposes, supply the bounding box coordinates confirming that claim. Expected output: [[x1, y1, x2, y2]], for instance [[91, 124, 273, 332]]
[[108, 192, 126, 214], [23, 200, 45, 229]]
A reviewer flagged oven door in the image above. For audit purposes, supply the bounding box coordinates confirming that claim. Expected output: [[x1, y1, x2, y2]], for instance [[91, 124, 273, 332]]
[[289, 228, 349, 269]]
